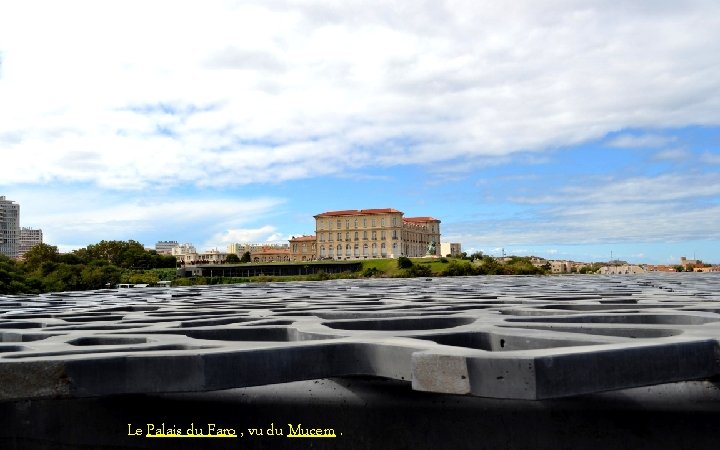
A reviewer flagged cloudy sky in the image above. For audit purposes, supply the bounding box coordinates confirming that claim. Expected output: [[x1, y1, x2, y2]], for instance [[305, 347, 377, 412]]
[[1, 0, 719, 264]]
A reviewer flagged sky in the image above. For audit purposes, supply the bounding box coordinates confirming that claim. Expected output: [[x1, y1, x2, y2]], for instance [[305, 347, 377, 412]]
[[1, 0, 719, 265]]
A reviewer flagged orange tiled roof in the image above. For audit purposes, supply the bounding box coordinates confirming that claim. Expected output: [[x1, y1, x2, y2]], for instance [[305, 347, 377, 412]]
[[255, 248, 291, 255], [289, 235, 316, 242], [403, 216, 440, 223], [314, 208, 403, 217]]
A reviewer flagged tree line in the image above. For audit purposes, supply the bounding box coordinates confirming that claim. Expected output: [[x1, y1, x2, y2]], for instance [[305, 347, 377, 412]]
[[0, 240, 177, 294]]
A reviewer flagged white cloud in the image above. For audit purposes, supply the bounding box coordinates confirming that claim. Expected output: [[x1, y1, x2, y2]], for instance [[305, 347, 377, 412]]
[[448, 171, 720, 246], [9, 188, 285, 249], [204, 226, 289, 251], [607, 134, 676, 149], [653, 148, 690, 161], [1, 1, 720, 188], [700, 152, 720, 165]]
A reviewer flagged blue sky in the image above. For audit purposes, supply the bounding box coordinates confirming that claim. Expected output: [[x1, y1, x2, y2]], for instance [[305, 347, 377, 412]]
[[1, 1, 719, 264]]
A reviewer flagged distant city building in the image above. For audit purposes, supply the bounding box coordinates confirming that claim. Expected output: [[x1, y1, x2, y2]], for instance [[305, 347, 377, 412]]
[[155, 240, 179, 255], [314, 208, 441, 260], [290, 236, 317, 261], [680, 256, 701, 269], [17, 227, 43, 259], [440, 242, 461, 257], [171, 243, 197, 256], [228, 243, 288, 255], [0, 196, 20, 259], [549, 260, 589, 273], [252, 246, 291, 263], [598, 265, 646, 275]]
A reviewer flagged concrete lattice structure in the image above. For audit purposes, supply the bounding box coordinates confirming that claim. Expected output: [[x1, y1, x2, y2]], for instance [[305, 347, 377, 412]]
[[17, 227, 42, 260], [0, 196, 20, 259], [2, 274, 720, 403], [314, 208, 441, 260]]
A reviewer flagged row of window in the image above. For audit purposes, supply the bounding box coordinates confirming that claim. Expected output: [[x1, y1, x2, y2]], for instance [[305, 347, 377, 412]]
[[317, 230, 399, 241], [317, 217, 399, 230]]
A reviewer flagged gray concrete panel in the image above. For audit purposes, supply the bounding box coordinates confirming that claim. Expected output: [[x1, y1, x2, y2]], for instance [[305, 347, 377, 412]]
[[2, 274, 720, 401]]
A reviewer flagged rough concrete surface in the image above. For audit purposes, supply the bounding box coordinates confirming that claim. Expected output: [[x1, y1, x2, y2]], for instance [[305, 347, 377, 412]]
[[2, 274, 720, 401], [2, 274, 720, 448]]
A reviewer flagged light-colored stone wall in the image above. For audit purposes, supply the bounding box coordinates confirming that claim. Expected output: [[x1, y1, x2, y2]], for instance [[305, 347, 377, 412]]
[[440, 243, 462, 257], [314, 209, 441, 260], [289, 236, 317, 261]]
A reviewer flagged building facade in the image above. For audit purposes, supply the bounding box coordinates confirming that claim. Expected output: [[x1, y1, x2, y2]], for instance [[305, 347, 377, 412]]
[[0, 196, 20, 259], [289, 236, 317, 261], [17, 227, 43, 260], [228, 243, 289, 256], [313, 208, 441, 260], [155, 241, 179, 255], [252, 247, 291, 263], [440, 242, 462, 257]]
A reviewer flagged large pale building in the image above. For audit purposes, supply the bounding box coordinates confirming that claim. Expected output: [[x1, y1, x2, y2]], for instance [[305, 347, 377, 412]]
[[17, 227, 43, 259], [313, 208, 441, 260], [0, 196, 20, 259]]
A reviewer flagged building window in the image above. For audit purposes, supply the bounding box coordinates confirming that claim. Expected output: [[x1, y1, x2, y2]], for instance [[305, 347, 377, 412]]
[[381, 231, 386, 240], [372, 218, 376, 227], [354, 219, 358, 228], [337, 219, 341, 229], [392, 230, 398, 239], [345, 232, 350, 241], [320, 246, 326, 257], [345, 244, 351, 256], [381, 243, 387, 256], [345, 220, 350, 229], [363, 231, 367, 239], [372, 231, 377, 240], [381, 218, 385, 227], [354, 231, 359, 240], [393, 243, 398, 255], [392, 217, 397, 226], [363, 219, 367, 227], [363, 244, 368, 256], [337, 232, 342, 241], [354, 244, 359, 257], [337, 244, 342, 256], [372, 243, 377, 256]]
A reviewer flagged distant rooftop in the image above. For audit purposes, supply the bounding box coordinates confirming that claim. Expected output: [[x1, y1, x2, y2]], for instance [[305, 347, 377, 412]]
[[314, 208, 403, 217]]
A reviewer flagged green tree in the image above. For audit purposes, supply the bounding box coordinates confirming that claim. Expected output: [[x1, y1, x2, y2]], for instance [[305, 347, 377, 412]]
[[225, 254, 241, 263], [240, 251, 252, 263], [80, 261, 123, 289], [404, 264, 432, 277], [397, 256, 413, 269], [22, 243, 60, 272], [0, 254, 34, 294]]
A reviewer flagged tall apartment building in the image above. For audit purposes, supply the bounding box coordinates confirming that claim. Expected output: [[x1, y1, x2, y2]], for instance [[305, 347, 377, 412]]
[[17, 227, 43, 259], [0, 196, 20, 259], [314, 208, 441, 260]]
